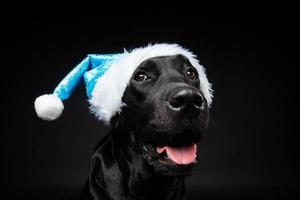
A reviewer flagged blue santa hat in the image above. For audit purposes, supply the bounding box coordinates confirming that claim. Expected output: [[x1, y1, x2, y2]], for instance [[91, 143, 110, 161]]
[[34, 43, 213, 123]]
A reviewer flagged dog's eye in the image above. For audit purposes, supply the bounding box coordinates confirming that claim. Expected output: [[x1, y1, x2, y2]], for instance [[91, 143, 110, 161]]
[[187, 68, 198, 80], [134, 71, 149, 82]]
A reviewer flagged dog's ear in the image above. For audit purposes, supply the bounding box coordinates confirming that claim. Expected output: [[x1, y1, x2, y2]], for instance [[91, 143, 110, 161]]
[[110, 113, 121, 128]]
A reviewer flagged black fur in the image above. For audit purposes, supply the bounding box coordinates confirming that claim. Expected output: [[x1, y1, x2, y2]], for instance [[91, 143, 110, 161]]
[[81, 54, 209, 200]]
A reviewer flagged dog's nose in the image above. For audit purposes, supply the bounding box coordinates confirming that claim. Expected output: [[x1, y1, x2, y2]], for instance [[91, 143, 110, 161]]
[[167, 88, 204, 113]]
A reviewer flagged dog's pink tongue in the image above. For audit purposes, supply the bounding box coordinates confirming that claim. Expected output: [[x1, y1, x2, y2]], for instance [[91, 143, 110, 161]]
[[157, 144, 197, 165]]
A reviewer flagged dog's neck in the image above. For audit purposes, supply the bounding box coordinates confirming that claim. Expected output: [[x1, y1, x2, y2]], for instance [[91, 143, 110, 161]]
[[86, 128, 187, 200], [115, 128, 187, 200]]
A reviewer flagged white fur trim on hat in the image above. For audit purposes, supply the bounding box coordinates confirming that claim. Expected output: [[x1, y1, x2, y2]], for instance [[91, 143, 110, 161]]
[[89, 43, 213, 123]]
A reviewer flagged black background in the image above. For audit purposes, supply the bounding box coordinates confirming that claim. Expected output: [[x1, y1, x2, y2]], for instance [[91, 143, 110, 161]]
[[2, 5, 298, 200]]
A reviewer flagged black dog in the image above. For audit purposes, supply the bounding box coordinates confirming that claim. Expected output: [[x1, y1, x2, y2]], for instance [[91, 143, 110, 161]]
[[81, 54, 209, 200]]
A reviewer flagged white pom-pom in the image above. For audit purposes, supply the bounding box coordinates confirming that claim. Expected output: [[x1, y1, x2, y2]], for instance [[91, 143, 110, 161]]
[[34, 94, 64, 121]]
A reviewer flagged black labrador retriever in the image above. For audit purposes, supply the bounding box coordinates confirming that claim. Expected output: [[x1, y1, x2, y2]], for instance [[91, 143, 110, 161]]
[[81, 54, 209, 200]]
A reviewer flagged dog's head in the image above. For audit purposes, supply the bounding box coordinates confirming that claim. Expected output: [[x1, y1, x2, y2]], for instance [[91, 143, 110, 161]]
[[112, 54, 210, 176]]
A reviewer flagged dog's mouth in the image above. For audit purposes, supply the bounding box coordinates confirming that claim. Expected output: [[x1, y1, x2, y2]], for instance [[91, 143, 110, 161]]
[[142, 143, 198, 176], [156, 144, 197, 165]]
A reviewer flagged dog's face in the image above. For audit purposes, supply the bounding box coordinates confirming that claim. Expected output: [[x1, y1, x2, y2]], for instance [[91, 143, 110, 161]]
[[119, 54, 209, 176]]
